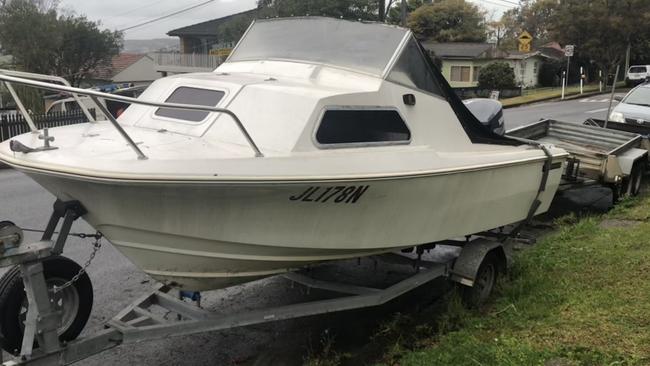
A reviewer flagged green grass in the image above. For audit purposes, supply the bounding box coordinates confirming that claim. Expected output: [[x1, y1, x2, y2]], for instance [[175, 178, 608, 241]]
[[500, 83, 610, 107], [303, 194, 650, 366], [392, 195, 650, 366]]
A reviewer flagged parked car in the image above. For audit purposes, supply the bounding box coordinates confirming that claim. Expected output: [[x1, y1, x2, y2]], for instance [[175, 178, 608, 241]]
[[46, 96, 106, 120], [626, 65, 650, 87], [610, 83, 650, 125], [45, 85, 148, 119]]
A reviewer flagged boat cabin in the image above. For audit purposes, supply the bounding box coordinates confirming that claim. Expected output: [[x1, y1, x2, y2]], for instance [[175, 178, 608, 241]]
[[117, 17, 510, 158]]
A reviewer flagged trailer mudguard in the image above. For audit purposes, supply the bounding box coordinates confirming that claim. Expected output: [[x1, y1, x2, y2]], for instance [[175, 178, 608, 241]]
[[616, 148, 648, 176], [449, 239, 507, 287]]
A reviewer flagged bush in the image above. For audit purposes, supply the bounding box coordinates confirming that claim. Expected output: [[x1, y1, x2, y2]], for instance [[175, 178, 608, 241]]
[[477, 62, 516, 90], [538, 61, 562, 87]]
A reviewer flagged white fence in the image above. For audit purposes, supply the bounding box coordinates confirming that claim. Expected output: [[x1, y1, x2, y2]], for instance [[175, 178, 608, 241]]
[[153, 52, 226, 72]]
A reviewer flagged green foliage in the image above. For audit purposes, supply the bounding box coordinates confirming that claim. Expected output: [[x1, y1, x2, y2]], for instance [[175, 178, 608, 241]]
[[386, 0, 426, 25], [498, 0, 556, 50], [538, 60, 562, 87], [478, 62, 516, 90], [257, 0, 379, 20], [406, 0, 486, 42], [0, 0, 122, 86], [548, 0, 650, 73], [498, 0, 650, 72]]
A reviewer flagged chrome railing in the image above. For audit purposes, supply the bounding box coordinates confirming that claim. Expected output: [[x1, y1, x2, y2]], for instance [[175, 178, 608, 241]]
[[0, 71, 264, 159], [0, 70, 100, 130]]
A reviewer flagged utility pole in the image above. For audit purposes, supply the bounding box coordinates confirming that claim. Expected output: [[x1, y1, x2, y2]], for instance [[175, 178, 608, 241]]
[[400, 0, 407, 26], [625, 42, 631, 78], [379, 0, 386, 22]]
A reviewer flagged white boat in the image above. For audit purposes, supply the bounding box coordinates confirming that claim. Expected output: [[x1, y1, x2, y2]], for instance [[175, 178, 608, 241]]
[[0, 17, 568, 291]]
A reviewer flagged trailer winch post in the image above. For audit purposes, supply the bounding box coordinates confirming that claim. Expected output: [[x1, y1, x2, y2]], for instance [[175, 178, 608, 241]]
[[19, 262, 63, 357]]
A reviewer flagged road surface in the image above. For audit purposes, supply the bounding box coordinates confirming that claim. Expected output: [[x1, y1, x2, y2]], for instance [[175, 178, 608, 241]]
[[504, 93, 624, 129]]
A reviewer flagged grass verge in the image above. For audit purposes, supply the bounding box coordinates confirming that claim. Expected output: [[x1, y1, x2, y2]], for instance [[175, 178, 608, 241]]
[[392, 194, 650, 366], [501, 83, 606, 108], [304, 194, 650, 366]]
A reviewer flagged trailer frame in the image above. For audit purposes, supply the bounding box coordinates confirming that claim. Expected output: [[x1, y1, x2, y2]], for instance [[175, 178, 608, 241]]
[[0, 201, 507, 366]]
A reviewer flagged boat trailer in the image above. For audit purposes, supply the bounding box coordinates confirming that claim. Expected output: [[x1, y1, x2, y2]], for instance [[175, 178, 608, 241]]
[[0, 200, 509, 365]]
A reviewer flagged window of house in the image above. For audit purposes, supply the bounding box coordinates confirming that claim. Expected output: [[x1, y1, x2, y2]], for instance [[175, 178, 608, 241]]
[[450, 66, 471, 82], [472, 66, 481, 82], [316, 109, 410, 146], [155, 87, 225, 122]]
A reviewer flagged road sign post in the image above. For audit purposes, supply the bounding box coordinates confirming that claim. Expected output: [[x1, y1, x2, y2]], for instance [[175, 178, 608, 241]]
[[565, 45, 574, 94], [599, 70, 603, 92], [580, 66, 584, 94], [561, 71, 566, 100]]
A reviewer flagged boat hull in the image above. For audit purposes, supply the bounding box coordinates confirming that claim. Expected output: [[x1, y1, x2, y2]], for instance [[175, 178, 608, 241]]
[[24, 158, 563, 290]]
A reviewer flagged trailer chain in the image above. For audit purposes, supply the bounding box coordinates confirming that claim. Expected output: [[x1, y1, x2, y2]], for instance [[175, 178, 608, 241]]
[[52, 233, 103, 294]]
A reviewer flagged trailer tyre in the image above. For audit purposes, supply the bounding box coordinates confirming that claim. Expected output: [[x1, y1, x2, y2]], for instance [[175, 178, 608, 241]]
[[460, 252, 499, 308], [609, 182, 623, 204], [627, 162, 645, 197], [0, 256, 93, 355]]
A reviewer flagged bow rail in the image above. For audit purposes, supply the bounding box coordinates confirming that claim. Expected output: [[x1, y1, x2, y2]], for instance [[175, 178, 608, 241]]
[[0, 71, 264, 159]]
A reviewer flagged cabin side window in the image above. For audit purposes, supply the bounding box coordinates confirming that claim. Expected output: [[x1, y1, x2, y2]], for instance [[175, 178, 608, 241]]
[[155, 87, 225, 122], [316, 109, 411, 146]]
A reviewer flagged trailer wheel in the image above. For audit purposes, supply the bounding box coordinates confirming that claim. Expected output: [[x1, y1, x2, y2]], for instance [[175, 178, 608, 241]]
[[627, 162, 645, 197], [609, 182, 623, 204], [0, 256, 93, 355], [460, 252, 499, 308]]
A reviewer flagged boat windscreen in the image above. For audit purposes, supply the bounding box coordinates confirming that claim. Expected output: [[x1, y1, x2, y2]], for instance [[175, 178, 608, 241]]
[[228, 17, 408, 76]]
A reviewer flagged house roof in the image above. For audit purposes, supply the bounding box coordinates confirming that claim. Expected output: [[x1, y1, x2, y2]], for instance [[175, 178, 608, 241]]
[[92, 53, 148, 80], [168, 8, 257, 37], [421, 42, 494, 59]]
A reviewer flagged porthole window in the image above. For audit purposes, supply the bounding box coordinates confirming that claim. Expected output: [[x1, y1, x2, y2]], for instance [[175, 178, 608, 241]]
[[316, 109, 411, 146], [155, 87, 225, 122]]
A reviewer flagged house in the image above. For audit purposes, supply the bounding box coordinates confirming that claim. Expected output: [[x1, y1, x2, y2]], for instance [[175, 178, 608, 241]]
[[422, 42, 559, 89], [158, 8, 258, 74], [90, 53, 159, 87], [167, 8, 257, 54]]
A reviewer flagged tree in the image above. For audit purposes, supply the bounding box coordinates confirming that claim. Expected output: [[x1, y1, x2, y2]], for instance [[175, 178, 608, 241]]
[[386, 0, 427, 24], [0, 0, 122, 86], [498, 0, 556, 50], [406, 0, 487, 42], [53, 15, 122, 86], [547, 0, 650, 74], [478, 62, 516, 90], [257, 0, 379, 21]]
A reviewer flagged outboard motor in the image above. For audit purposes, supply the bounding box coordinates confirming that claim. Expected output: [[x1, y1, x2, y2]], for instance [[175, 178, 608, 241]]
[[463, 98, 505, 136]]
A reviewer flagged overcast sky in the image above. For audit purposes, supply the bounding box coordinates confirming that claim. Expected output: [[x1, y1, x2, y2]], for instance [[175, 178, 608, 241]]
[[58, 0, 511, 40]]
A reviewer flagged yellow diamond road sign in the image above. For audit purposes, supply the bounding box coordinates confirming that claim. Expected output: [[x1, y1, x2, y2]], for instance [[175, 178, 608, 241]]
[[518, 31, 532, 52]]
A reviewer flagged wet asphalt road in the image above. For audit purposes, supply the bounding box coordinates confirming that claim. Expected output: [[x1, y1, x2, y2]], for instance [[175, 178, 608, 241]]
[[0, 96, 620, 365], [503, 92, 626, 129]]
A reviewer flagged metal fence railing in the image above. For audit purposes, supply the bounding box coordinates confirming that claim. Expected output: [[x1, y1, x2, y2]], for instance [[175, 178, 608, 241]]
[[0, 109, 93, 142], [153, 52, 226, 71]]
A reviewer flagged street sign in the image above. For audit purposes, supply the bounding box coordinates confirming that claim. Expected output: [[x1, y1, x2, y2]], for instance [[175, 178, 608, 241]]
[[565, 45, 575, 57], [518, 31, 532, 52]]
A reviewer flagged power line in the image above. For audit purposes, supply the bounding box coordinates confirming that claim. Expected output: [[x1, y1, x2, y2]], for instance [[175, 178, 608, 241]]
[[477, 0, 518, 9], [118, 0, 217, 32], [104, 0, 176, 23], [489, 0, 520, 6]]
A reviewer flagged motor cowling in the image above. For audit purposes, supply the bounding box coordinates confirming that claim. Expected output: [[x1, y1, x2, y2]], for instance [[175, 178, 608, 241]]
[[463, 98, 505, 136]]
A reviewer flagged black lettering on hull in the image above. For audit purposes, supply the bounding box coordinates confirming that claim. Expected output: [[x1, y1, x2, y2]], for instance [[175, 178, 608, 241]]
[[289, 185, 370, 204]]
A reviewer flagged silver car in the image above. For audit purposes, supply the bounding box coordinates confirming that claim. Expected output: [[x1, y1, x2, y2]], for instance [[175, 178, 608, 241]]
[[610, 83, 650, 125]]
